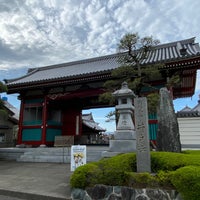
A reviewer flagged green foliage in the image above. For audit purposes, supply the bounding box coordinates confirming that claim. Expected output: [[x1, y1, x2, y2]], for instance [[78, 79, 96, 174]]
[[151, 151, 200, 172], [99, 32, 163, 107], [70, 151, 200, 199], [147, 92, 160, 113], [118, 33, 160, 62], [182, 150, 200, 155], [125, 170, 174, 189], [98, 91, 115, 105], [70, 153, 136, 188], [97, 153, 136, 185], [105, 110, 116, 122], [156, 170, 174, 188], [125, 172, 159, 188], [171, 166, 200, 200], [166, 74, 181, 88], [70, 163, 102, 189], [0, 81, 7, 93]]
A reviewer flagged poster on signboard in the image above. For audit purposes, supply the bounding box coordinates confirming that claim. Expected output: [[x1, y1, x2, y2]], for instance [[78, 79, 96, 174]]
[[71, 145, 87, 171]]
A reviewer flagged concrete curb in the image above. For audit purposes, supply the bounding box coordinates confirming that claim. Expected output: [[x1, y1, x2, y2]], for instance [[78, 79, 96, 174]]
[[0, 189, 72, 200]]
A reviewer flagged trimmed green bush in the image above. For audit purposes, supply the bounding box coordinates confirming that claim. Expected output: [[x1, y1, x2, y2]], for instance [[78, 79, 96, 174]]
[[171, 166, 200, 200], [70, 150, 200, 199], [70, 163, 102, 189], [151, 151, 200, 172], [124, 170, 174, 189], [124, 172, 159, 188], [182, 150, 200, 155], [97, 153, 136, 185], [156, 170, 174, 188], [70, 153, 136, 188]]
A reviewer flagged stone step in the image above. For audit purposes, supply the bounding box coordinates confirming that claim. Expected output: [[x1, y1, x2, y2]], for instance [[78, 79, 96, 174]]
[[17, 146, 109, 163], [0, 146, 109, 163], [18, 155, 71, 163]]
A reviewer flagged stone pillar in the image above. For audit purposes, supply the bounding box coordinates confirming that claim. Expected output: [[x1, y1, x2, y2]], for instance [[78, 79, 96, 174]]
[[157, 87, 181, 152], [134, 97, 151, 172], [102, 82, 136, 157]]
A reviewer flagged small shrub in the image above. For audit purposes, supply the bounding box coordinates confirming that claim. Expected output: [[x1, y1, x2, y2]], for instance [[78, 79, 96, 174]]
[[171, 166, 200, 200], [70, 150, 200, 196], [151, 151, 200, 172], [70, 163, 102, 189], [156, 170, 174, 189], [125, 172, 159, 188], [182, 150, 200, 155], [96, 153, 136, 186], [124, 171, 174, 189]]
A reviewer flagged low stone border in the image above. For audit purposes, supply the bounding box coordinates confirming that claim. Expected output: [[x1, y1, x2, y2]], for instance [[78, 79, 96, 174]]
[[71, 184, 182, 200]]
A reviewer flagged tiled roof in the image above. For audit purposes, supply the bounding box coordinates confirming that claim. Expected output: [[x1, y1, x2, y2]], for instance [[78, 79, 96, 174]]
[[177, 110, 200, 117], [2, 98, 19, 122], [191, 99, 200, 112], [177, 96, 200, 117], [5, 37, 200, 87], [4, 101, 19, 119], [180, 105, 192, 112], [82, 113, 106, 132]]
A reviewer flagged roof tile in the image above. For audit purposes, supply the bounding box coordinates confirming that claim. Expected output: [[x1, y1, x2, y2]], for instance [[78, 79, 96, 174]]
[[5, 38, 200, 87]]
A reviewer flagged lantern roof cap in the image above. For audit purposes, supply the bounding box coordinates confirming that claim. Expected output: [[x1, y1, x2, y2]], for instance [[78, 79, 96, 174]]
[[113, 82, 136, 98]]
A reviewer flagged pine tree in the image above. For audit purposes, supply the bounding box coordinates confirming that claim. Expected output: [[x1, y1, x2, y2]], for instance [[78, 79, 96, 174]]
[[100, 33, 161, 113]]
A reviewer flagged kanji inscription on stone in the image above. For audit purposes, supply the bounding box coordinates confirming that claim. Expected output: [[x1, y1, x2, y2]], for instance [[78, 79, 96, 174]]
[[134, 97, 151, 172]]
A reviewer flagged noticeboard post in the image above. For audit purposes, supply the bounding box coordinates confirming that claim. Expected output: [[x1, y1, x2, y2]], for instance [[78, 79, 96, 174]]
[[71, 145, 87, 171]]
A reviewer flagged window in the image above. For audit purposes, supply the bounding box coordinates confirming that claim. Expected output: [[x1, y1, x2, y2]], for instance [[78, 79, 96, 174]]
[[23, 104, 43, 125], [0, 133, 5, 142], [47, 108, 62, 125]]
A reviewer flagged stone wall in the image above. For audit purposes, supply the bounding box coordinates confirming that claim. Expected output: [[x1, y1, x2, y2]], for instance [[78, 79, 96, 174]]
[[71, 184, 182, 200]]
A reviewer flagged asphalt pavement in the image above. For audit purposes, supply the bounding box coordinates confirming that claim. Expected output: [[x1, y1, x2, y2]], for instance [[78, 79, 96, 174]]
[[0, 161, 72, 200]]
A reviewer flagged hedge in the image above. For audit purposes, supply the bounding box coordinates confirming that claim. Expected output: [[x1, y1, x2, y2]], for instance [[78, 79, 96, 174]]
[[171, 166, 200, 199], [70, 151, 200, 199]]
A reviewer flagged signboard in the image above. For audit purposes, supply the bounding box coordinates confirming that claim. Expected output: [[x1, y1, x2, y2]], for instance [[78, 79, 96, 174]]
[[71, 145, 87, 171], [54, 136, 74, 147]]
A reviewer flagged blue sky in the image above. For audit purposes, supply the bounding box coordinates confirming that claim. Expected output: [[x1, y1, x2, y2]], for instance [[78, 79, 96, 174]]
[[0, 0, 200, 132]]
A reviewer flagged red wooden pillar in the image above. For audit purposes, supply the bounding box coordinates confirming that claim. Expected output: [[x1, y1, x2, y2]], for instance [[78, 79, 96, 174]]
[[17, 98, 25, 144], [62, 109, 82, 136], [41, 96, 48, 145]]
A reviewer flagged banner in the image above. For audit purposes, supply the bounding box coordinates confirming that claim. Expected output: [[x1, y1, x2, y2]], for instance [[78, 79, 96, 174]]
[[71, 145, 87, 171]]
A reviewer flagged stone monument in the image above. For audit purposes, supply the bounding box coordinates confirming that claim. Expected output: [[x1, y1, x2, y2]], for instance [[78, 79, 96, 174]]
[[157, 87, 181, 152], [134, 97, 151, 172], [102, 82, 136, 157]]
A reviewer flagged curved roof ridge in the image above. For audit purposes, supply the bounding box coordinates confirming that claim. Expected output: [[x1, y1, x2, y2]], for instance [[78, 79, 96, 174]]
[[153, 37, 196, 49], [27, 52, 120, 73], [4, 68, 39, 84], [24, 37, 197, 73]]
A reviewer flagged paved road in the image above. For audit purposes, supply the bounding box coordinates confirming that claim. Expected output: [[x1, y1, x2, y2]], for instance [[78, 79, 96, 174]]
[[0, 161, 72, 200], [0, 195, 24, 200]]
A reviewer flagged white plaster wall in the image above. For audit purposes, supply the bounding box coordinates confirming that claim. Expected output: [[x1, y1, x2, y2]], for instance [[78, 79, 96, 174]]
[[177, 117, 200, 148]]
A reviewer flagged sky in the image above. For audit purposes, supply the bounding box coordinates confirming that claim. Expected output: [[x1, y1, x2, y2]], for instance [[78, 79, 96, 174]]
[[0, 0, 200, 132]]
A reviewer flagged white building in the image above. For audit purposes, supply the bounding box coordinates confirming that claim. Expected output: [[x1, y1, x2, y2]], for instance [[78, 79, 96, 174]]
[[177, 95, 200, 149]]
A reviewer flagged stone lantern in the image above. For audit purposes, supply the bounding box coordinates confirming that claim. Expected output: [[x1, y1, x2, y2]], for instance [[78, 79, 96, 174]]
[[103, 82, 137, 155], [113, 82, 136, 135]]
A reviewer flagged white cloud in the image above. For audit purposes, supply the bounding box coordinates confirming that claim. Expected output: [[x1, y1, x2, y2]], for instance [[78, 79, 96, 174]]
[[0, 0, 200, 71], [1, 0, 200, 118]]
